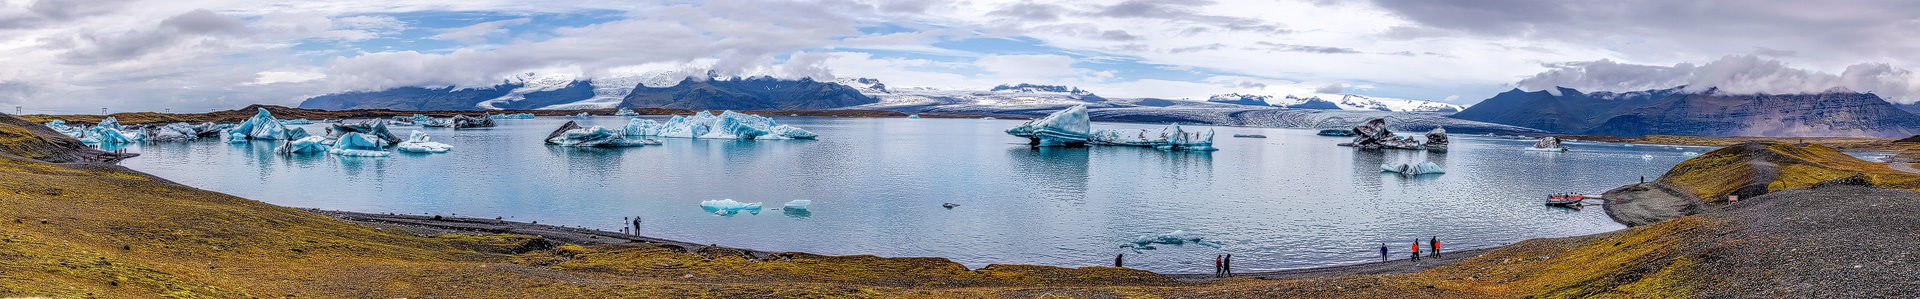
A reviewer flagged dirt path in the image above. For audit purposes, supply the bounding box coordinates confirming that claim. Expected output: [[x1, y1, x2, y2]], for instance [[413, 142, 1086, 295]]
[[1891, 162, 1920, 174], [1163, 248, 1492, 282], [311, 209, 773, 257]]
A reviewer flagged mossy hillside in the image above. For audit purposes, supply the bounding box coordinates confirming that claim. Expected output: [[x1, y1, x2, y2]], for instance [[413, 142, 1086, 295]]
[[1659, 142, 1920, 203]]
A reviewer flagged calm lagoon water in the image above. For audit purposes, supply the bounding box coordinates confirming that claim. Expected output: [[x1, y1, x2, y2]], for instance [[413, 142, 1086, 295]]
[[117, 116, 1705, 274]]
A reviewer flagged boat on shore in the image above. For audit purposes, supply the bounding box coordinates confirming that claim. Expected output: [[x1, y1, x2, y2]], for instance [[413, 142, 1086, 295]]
[[1546, 194, 1586, 207]]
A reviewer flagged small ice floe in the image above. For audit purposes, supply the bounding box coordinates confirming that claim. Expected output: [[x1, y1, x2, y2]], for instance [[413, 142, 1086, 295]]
[[396, 131, 453, 153], [907, 114, 921, 119], [700, 199, 762, 216], [1642, 154, 1654, 160], [1381, 161, 1445, 176], [784, 200, 811, 210], [1125, 230, 1222, 253], [1682, 152, 1700, 157]]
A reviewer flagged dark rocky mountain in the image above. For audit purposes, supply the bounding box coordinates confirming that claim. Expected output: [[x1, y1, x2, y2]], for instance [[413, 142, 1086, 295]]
[[491, 81, 595, 110], [616, 76, 877, 110], [1279, 95, 1342, 110], [1453, 86, 1920, 137], [299, 84, 521, 110]]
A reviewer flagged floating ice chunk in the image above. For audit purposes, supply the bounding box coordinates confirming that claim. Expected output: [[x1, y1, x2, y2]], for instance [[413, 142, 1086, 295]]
[[700, 199, 763, 216], [622, 118, 666, 136], [281, 119, 313, 125], [449, 114, 494, 129], [1523, 136, 1570, 152], [325, 120, 401, 145], [651, 111, 816, 140], [784, 200, 812, 209], [228, 108, 292, 140], [396, 131, 453, 153], [615, 108, 639, 116], [544, 121, 659, 147], [490, 113, 536, 119], [1128, 230, 1221, 248], [43, 120, 85, 138], [1642, 154, 1654, 159], [982, 117, 996, 120], [1006, 105, 1090, 147], [1339, 118, 1429, 150], [1381, 161, 1445, 175], [1089, 123, 1217, 151], [573, 112, 591, 118], [907, 114, 920, 119], [276, 136, 329, 154], [1682, 152, 1700, 157], [328, 132, 389, 157]]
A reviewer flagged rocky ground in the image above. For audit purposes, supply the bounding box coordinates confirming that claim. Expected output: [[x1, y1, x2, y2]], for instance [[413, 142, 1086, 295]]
[[1691, 178, 1920, 297], [1603, 181, 1704, 227]]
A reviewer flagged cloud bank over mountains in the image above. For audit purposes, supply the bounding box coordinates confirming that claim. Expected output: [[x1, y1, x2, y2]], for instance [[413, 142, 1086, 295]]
[[1517, 56, 1920, 103], [1, 0, 1919, 112]]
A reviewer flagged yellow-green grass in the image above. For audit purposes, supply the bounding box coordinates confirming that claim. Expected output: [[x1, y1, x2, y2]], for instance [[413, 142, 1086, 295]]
[[1659, 142, 1920, 203]]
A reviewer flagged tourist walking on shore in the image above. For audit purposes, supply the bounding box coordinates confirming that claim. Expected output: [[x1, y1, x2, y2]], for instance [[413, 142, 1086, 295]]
[[1411, 240, 1420, 262], [1213, 255, 1223, 277], [1224, 254, 1233, 277], [1379, 243, 1388, 262], [1114, 254, 1123, 268], [1430, 236, 1440, 257]]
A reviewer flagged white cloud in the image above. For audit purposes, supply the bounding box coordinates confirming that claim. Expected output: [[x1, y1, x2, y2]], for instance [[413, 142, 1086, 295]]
[[428, 18, 529, 44], [249, 71, 326, 85], [1517, 55, 1920, 103]]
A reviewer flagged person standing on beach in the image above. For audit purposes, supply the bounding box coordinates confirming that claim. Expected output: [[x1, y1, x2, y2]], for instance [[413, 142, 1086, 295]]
[[631, 216, 643, 235], [1431, 236, 1440, 257], [1411, 240, 1420, 262], [1214, 255, 1223, 277], [1380, 243, 1389, 262], [1114, 254, 1123, 267]]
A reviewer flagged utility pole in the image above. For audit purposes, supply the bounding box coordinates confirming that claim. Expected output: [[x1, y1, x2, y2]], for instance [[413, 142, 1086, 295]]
[[13, 106, 18, 115], [100, 108, 107, 115]]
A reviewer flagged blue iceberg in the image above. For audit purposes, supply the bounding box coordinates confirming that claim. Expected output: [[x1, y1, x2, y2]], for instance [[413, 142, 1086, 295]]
[[276, 136, 330, 154], [489, 113, 536, 119], [700, 199, 763, 216], [1381, 161, 1445, 175], [396, 131, 453, 153], [615, 108, 639, 116], [1089, 123, 1218, 151], [281, 119, 313, 125], [784, 200, 812, 209], [43, 120, 84, 138], [328, 132, 389, 157], [325, 120, 401, 145], [621, 119, 666, 136], [572, 112, 591, 118], [907, 114, 920, 119], [545, 121, 660, 147], [79, 117, 144, 144], [654, 111, 816, 140], [1006, 105, 1090, 147], [228, 108, 293, 140]]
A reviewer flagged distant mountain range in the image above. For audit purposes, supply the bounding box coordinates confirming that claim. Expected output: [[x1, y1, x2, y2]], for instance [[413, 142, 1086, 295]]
[[617, 77, 875, 110], [1452, 86, 1920, 137], [1205, 93, 1464, 112]]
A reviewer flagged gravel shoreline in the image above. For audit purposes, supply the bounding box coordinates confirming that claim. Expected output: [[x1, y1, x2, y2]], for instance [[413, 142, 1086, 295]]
[[1601, 181, 1704, 227]]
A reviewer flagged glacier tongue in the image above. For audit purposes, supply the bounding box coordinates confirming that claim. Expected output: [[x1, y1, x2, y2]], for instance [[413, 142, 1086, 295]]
[[1006, 105, 1091, 146]]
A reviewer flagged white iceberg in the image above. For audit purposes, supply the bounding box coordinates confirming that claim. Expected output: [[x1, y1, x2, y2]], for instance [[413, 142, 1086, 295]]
[[615, 108, 639, 116], [1381, 161, 1445, 175], [545, 121, 660, 147], [1088, 123, 1218, 151], [654, 111, 816, 140], [784, 200, 812, 209], [1682, 152, 1700, 157], [228, 108, 292, 140], [396, 131, 453, 153], [328, 132, 389, 157], [621, 118, 667, 136], [1524, 136, 1570, 152], [1006, 105, 1090, 147], [700, 199, 763, 216], [276, 136, 330, 154]]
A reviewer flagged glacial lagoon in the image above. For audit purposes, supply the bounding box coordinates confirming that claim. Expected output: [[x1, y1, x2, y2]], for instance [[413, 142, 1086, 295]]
[[116, 116, 1707, 274]]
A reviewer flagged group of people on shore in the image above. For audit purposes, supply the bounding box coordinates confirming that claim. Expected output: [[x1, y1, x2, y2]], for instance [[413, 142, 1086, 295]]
[[1382, 236, 1441, 262]]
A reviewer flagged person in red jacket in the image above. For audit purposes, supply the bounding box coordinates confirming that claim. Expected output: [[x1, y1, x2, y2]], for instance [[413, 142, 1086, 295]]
[[1431, 236, 1440, 257], [1411, 240, 1421, 262], [1213, 255, 1223, 277]]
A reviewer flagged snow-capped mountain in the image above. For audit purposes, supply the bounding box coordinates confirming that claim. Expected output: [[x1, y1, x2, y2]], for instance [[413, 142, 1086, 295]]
[[1259, 94, 1465, 112], [1206, 93, 1272, 106]]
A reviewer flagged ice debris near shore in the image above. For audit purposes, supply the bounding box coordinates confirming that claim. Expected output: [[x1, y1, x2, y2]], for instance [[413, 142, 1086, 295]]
[[1125, 230, 1222, 252], [149, 122, 221, 142], [1088, 123, 1217, 151], [615, 108, 639, 116], [1338, 118, 1448, 151], [77, 117, 146, 144], [545, 121, 660, 147], [701, 199, 763, 215], [631, 111, 816, 140], [397, 131, 453, 153], [1381, 161, 1445, 175], [1007, 105, 1091, 147]]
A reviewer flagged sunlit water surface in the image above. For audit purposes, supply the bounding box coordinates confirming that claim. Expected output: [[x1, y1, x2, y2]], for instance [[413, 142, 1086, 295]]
[[117, 116, 1708, 273]]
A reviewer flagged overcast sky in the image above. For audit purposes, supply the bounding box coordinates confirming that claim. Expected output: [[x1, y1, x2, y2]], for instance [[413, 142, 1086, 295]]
[[3, 0, 1919, 113]]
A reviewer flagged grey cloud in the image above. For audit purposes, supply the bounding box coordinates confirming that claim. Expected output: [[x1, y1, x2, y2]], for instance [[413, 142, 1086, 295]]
[[988, 2, 1063, 21], [1752, 46, 1797, 57], [1097, 30, 1137, 41], [1168, 43, 1225, 54], [1516, 55, 1920, 103], [1255, 41, 1360, 54], [0, 0, 131, 29], [1366, 0, 1920, 65], [48, 9, 244, 64], [1081, 0, 1291, 35], [161, 9, 245, 33], [1237, 81, 1268, 89], [1314, 82, 1344, 94]]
